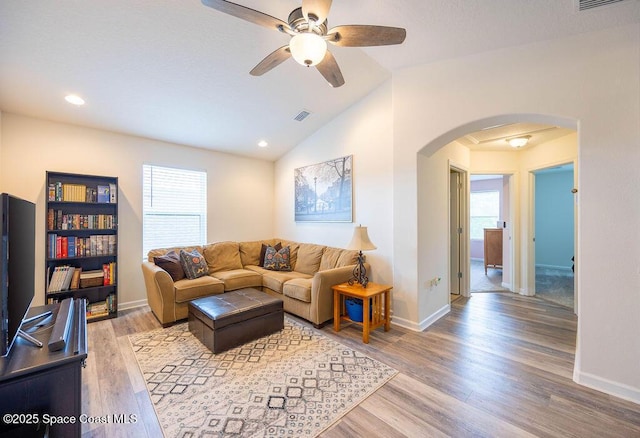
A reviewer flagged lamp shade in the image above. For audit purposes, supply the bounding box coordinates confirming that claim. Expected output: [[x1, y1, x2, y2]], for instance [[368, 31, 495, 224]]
[[289, 33, 327, 66], [347, 225, 377, 251]]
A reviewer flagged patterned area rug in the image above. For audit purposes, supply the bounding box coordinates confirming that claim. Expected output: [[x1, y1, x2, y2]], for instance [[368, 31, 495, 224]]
[[129, 317, 397, 437]]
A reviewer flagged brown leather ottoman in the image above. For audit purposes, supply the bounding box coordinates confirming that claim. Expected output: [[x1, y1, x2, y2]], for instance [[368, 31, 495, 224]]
[[188, 288, 284, 353]]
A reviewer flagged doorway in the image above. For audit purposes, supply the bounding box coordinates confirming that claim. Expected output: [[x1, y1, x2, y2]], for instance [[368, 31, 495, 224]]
[[532, 163, 576, 310], [449, 166, 467, 301], [469, 174, 511, 293]]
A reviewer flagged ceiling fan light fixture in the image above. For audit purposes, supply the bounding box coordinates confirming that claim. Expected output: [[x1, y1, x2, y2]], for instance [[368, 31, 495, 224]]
[[289, 32, 327, 67], [507, 135, 531, 148], [64, 94, 85, 106]]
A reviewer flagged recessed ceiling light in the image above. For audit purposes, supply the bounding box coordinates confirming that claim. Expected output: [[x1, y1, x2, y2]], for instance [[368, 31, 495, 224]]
[[258, 140, 268, 148], [65, 94, 85, 106]]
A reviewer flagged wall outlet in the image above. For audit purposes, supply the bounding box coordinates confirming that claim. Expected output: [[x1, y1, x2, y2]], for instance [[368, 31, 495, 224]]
[[426, 277, 441, 289]]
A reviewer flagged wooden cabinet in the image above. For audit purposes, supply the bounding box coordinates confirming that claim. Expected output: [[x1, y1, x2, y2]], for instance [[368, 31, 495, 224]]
[[45, 171, 118, 322], [484, 228, 503, 274]]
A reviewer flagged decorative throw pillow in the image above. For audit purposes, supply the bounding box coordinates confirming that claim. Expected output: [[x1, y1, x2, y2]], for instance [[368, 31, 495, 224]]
[[179, 249, 209, 279], [154, 250, 185, 281], [263, 246, 291, 271], [260, 242, 282, 266]]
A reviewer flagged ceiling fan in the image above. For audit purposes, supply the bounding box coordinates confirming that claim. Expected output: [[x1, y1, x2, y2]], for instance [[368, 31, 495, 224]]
[[201, 0, 407, 87]]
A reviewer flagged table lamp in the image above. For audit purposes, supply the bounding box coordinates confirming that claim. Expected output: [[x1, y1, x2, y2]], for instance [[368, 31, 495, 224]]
[[347, 225, 376, 288]]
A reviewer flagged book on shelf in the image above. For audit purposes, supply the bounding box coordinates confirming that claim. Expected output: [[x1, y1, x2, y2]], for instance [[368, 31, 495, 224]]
[[109, 183, 117, 203], [86, 187, 97, 203], [102, 262, 116, 286], [70, 267, 82, 290], [97, 185, 110, 203]]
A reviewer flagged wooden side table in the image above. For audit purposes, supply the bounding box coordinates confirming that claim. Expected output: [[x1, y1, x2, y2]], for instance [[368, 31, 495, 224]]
[[332, 282, 392, 343]]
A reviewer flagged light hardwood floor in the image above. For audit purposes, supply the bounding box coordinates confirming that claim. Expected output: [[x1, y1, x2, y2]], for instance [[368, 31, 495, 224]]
[[82, 292, 640, 437]]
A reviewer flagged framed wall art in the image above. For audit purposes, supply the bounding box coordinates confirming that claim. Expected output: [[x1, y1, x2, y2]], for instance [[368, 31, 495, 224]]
[[294, 155, 352, 222]]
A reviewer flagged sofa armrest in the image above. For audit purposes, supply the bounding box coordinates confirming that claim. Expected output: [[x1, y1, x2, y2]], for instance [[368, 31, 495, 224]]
[[141, 261, 177, 325], [310, 263, 371, 325]]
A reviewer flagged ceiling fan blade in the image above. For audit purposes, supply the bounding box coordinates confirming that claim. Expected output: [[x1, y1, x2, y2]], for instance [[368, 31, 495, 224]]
[[201, 0, 288, 31], [327, 25, 406, 47], [302, 0, 332, 24], [250, 46, 291, 76], [316, 50, 344, 88]]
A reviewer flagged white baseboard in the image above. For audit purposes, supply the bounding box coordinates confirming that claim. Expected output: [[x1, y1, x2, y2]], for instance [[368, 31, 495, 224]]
[[535, 263, 572, 271], [392, 304, 450, 332], [118, 298, 148, 311], [501, 282, 512, 290], [574, 370, 640, 405]]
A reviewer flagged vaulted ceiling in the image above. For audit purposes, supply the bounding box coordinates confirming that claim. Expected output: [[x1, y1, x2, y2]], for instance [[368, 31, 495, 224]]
[[1, 0, 639, 160]]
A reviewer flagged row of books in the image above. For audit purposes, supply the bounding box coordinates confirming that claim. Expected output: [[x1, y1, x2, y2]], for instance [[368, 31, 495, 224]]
[[47, 265, 81, 292], [48, 182, 117, 203], [47, 263, 116, 293], [47, 209, 117, 231], [102, 262, 116, 286], [47, 234, 116, 259], [86, 294, 117, 319]]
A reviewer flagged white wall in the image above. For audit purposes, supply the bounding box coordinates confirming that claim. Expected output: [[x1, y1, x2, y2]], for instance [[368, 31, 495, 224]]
[[394, 25, 639, 402], [274, 82, 394, 287], [0, 113, 275, 308]]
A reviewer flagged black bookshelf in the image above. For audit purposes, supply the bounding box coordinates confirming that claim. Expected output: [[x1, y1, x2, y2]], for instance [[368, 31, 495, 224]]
[[45, 171, 118, 322]]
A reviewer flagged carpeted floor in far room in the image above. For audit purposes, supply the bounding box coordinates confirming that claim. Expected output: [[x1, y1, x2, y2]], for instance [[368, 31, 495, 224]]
[[469, 259, 574, 309]]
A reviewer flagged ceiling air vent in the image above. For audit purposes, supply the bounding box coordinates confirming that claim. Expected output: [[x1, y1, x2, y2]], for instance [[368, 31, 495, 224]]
[[576, 0, 630, 11], [293, 109, 311, 122]]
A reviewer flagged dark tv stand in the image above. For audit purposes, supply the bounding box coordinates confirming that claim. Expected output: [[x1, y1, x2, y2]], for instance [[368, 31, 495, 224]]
[[0, 303, 88, 438]]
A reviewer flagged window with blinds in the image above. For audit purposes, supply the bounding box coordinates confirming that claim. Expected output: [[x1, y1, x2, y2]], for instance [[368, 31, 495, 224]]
[[470, 190, 500, 240], [142, 165, 207, 260]]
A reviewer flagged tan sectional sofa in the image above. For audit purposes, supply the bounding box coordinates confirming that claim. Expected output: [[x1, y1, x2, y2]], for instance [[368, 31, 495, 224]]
[[141, 239, 366, 327]]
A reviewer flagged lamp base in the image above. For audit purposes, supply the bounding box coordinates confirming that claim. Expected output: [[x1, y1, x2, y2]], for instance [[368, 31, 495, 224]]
[[348, 252, 369, 288]]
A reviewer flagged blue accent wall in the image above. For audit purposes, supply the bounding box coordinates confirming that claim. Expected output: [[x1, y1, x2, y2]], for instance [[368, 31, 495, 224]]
[[535, 169, 574, 269]]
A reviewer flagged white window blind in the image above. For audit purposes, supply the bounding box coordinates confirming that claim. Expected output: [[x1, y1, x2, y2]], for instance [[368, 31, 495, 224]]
[[142, 165, 207, 259], [470, 190, 499, 240]]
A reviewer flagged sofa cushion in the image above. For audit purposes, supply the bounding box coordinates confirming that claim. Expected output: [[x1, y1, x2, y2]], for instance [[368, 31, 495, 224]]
[[238, 240, 273, 266], [337, 249, 359, 267], [244, 265, 270, 275], [154, 250, 185, 281], [174, 276, 224, 303], [210, 269, 263, 291], [263, 246, 291, 271], [319, 247, 343, 271], [203, 241, 243, 273], [295, 243, 326, 275], [283, 278, 312, 303], [179, 249, 209, 279], [148, 245, 203, 262], [262, 270, 312, 294]]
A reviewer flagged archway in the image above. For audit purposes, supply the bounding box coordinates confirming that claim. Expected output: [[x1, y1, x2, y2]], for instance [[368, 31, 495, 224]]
[[416, 113, 578, 316]]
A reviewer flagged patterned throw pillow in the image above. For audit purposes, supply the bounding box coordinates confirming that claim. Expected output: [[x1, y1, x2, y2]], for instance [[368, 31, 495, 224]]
[[260, 242, 282, 266], [179, 249, 209, 279], [154, 250, 185, 281], [263, 246, 291, 271]]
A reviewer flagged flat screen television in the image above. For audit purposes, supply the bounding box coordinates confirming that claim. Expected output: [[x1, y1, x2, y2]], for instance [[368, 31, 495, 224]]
[[0, 193, 36, 357]]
